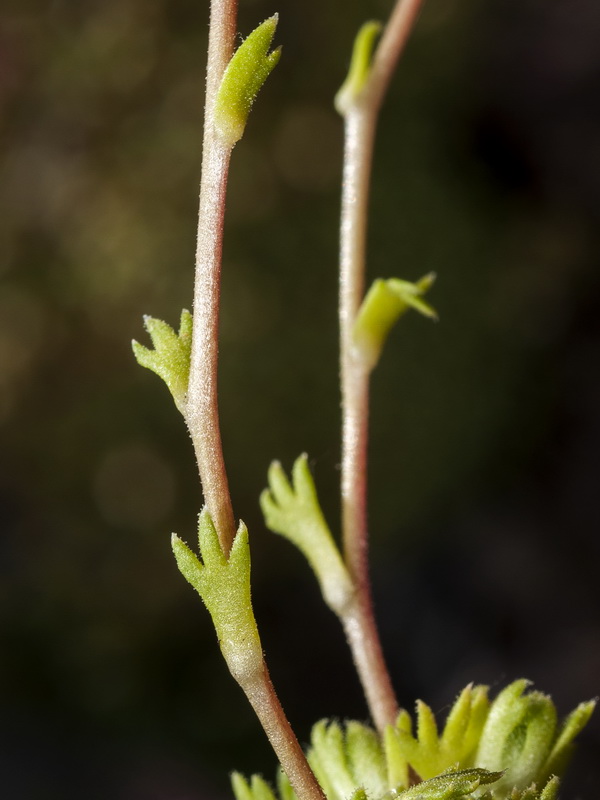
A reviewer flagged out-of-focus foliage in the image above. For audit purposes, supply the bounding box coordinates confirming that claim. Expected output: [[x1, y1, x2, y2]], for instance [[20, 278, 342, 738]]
[[1, 0, 599, 798], [352, 273, 437, 369], [261, 454, 354, 616], [334, 20, 381, 114]]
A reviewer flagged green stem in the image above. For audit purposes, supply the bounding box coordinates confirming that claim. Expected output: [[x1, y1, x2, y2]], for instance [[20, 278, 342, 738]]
[[338, 0, 426, 734]]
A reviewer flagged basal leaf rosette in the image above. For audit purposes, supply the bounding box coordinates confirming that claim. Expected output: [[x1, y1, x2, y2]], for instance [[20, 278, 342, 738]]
[[232, 681, 594, 800]]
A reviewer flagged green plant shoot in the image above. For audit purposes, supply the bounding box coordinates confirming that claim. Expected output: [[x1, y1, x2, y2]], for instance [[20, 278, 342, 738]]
[[214, 15, 281, 147], [352, 274, 437, 370], [335, 21, 382, 115], [132, 4, 596, 800]]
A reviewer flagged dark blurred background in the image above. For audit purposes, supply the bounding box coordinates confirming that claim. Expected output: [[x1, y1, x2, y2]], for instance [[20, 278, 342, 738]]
[[1, 0, 598, 797]]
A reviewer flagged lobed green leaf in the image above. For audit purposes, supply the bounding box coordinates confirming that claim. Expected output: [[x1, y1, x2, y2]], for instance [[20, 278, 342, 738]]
[[260, 455, 355, 616], [172, 509, 263, 682], [389, 685, 490, 781], [132, 309, 192, 415]]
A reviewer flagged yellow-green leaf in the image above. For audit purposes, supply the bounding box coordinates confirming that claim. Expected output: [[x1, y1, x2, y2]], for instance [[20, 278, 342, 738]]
[[132, 310, 192, 415], [214, 15, 281, 147], [352, 274, 437, 370], [172, 510, 263, 683], [335, 21, 382, 115]]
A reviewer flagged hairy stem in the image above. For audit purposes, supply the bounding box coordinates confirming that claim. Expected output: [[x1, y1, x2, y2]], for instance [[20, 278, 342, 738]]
[[338, 0, 426, 734], [186, 5, 324, 799], [243, 664, 326, 800], [186, 0, 239, 554], [340, 96, 399, 739]]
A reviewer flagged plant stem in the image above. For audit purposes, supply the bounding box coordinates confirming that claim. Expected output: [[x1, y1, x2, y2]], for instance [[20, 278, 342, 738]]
[[186, 0, 239, 555], [186, 6, 325, 799], [243, 664, 326, 800], [339, 99, 399, 739], [369, 0, 425, 115], [338, 0, 426, 734]]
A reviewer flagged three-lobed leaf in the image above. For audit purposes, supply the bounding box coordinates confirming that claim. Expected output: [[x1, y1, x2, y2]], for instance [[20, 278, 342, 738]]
[[172, 509, 263, 683], [386, 685, 490, 782], [260, 454, 355, 616], [132, 310, 192, 415]]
